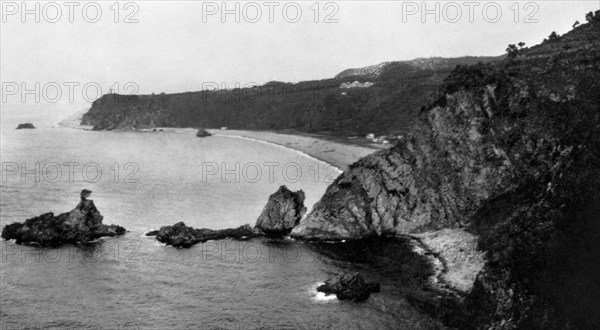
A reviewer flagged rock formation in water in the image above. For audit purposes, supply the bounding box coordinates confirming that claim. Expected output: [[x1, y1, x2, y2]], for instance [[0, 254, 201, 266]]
[[255, 186, 306, 236], [1, 190, 126, 247], [146, 222, 262, 248], [147, 186, 306, 247], [16, 123, 35, 129], [196, 128, 212, 137], [80, 57, 502, 137], [317, 273, 380, 302], [294, 15, 600, 329]]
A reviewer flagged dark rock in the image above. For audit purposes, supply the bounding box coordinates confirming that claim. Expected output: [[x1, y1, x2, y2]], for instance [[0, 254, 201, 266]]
[[317, 273, 380, 302], [1, 190, 126, 247], [196, 128, 212, 137], [149, 222, 262, 248], [16, 123, 35, 129], [255, 186, 306, 236], [149, 186, 308, 247]]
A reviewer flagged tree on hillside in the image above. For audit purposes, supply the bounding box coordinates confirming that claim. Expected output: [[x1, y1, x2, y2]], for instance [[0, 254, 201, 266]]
[[573, 20, 580, 28], [506, 44, 519, 58], [586, 11, 593, 22], [548, 31, 560, 41]]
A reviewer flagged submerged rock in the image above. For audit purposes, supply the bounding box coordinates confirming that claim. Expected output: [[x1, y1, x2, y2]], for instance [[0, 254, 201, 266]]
[[16, 123, 35, 129], [1, 190, 126, 247], [317, 273, 380, 301], [146, 221, 261, 248], [255, 186, 306, 236], [196, 128, 212, 137]]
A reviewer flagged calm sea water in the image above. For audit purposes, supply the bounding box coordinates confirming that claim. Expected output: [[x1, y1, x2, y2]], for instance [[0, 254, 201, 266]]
[[0, 106, 444, 330]]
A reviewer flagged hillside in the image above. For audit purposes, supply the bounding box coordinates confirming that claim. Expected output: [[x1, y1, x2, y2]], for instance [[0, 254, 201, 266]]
[[292, 13, 600, 329], [81, 56, 501, 137]]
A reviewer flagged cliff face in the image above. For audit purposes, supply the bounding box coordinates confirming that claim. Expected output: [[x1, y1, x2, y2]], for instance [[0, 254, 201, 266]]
[[81, 56, 500, 137], [294, 19, 600, 328]]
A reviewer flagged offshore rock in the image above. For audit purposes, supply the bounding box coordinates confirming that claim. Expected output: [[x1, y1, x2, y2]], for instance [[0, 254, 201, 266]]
[[148, 186, 307, 248], [146, 221, 262, 248], [254, 186, 306, 236], [16, 123, 35, 129], [196, 128, 212, 137], [1, 190, 126, 247], [317, 273, 380, 302]]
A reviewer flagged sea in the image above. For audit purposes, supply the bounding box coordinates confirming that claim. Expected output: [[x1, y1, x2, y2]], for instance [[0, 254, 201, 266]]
[[0, 105, 444, 330]]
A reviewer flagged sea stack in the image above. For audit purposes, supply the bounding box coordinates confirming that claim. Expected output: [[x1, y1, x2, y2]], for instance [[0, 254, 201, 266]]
[[1, 190, 126, 247], [255, 186, 306, 236]]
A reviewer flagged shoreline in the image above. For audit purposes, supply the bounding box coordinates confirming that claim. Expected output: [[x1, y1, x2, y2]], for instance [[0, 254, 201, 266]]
[[56, 110, 465, 295], [408, 229, 486, 295], [56, 110, 381, 170], [207, 129, 383, 170]]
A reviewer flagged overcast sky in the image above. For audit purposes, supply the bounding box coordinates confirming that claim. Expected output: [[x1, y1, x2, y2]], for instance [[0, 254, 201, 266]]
[[1, 1, 598, 107]]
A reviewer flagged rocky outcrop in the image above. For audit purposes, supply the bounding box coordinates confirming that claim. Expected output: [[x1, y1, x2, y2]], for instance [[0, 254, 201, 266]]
[[147, 186, 306, 248], [254, 186, 306, 236], [16, 123, 35, 129], [317, 273, 380, 301], [196, 128, 212, 137], [146, 222, 261, 248], [294, 18, 600, 329], [1, 190, 126, 247]]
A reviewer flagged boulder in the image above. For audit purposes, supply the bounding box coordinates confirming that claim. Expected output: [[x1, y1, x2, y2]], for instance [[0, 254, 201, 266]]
[[16, 123, 35, 129], [1, 190, 126, 247], [317, 273, 380, 302], [255, 186, 306, 236], [196, 128, 212, 137]]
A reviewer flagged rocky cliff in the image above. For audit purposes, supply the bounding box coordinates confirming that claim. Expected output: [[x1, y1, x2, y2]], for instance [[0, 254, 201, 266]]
[[81, 56, 500, 137], [293, 15, 600, 329]]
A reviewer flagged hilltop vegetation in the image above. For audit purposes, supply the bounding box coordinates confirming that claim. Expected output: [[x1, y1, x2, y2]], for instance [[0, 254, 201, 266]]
[[81, 56, 501, 137]]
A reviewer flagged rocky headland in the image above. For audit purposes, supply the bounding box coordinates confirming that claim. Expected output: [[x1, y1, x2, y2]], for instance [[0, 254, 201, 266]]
[[2, 190, 126, 247], [80, 56, 501, 137], [291, 14, 600, 329]]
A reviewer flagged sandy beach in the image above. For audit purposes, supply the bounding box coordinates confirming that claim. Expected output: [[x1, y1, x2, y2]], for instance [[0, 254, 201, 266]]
[[57, 109, 383, 170], [207, 129, 383, 170]]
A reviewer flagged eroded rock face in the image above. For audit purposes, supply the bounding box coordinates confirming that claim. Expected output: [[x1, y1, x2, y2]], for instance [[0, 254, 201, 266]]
[[255, 186, 306, 236], [317, 273, 380, 301], [294, 19, 600, 329], [1, 191, 126, 247], [146, 221, 261, 248]]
